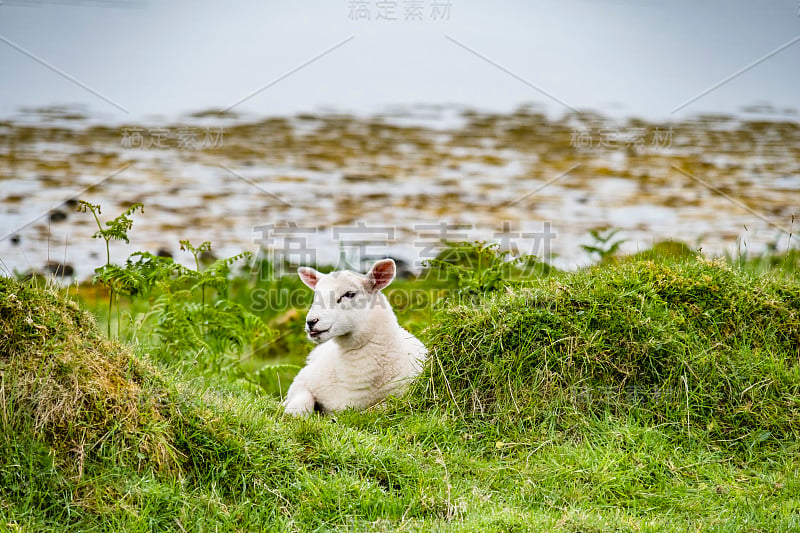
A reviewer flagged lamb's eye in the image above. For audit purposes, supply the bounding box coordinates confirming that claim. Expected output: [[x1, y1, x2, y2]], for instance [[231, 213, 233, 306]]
[[337, 291, 357, 303]]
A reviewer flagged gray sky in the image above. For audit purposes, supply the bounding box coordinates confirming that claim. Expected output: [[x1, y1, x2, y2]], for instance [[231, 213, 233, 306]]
[[0, 0, 798, 121]]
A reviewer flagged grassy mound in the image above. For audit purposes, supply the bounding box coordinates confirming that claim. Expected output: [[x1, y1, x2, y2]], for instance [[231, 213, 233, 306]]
[[0, 278, 178, 473], [416, 257, 800, 443], [0, 277, 466, 530]]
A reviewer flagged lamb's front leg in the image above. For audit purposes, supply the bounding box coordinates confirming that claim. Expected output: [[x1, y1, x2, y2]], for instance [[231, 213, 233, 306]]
[[283, 383, 316, 416]]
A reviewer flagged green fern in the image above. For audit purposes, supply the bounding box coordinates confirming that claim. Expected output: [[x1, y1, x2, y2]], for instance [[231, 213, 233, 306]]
[[125, 251, 191, 295], [77, 201, 143, 336], [581, 228, 627, 262], [136, 245, 266, 375], [78, 203, 273, 377]]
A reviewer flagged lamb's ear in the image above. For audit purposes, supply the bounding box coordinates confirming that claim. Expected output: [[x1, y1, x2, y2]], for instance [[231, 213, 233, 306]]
[[298, 267, 322, 289], [366, 259, 396, 292]]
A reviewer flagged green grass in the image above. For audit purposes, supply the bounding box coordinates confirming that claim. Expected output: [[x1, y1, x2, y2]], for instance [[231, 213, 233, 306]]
[[2, 250, 800, 531], [414, 257, 800, 443]]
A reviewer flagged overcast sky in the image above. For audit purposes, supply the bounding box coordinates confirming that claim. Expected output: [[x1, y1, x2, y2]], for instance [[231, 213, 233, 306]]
[[0, 0, 798, 122]]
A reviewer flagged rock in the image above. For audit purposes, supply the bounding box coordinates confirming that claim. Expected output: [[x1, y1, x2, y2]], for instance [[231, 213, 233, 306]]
[[44, 261, 74, 277], [49, 209, 68, 223]]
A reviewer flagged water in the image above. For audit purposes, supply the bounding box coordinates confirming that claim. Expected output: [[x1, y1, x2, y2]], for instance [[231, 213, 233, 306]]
[[1, 105, 798, 281]]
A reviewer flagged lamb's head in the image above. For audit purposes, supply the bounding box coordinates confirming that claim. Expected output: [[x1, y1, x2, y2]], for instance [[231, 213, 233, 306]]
[[298, 259, 396, 344]]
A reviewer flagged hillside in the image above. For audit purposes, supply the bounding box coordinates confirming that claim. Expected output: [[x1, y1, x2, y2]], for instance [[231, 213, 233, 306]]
[[1, 257, 799, 531]]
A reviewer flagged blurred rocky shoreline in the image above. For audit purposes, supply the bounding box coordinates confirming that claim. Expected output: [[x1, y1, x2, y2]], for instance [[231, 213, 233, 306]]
[[1, 104, 798, 281]]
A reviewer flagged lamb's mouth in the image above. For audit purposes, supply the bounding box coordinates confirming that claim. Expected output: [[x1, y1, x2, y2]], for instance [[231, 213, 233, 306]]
[[308, 328, 330, 338]]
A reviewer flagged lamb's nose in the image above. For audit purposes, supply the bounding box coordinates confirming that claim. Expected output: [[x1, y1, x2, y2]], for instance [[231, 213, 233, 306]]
[[306, 317, 319, 329]]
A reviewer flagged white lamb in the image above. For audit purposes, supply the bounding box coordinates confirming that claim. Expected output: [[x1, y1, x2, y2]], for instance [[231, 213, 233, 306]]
[[283, 259, 427, 416]]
